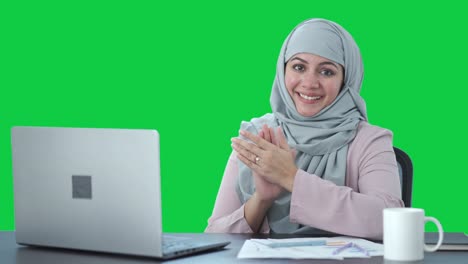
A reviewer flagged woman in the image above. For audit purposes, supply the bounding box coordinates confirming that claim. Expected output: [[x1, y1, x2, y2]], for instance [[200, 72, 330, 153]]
[[205, 18, 404, 239]]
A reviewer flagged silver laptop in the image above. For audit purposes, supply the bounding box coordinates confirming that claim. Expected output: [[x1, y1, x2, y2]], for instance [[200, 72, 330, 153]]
[[11, 126, 229, 259]]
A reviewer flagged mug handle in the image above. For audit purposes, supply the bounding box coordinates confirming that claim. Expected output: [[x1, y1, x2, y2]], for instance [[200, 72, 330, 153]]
[[424, 216, 444, 252]]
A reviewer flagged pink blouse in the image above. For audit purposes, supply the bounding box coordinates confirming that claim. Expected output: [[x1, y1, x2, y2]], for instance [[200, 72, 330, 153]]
[[205, 122, 404, 240]]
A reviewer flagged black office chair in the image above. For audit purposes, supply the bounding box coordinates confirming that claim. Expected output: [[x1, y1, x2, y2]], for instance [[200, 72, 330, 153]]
[[393, 147, 413, 207]]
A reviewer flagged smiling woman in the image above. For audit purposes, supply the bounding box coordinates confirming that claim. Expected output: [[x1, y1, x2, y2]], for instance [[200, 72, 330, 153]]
[[285, 53, 344, 117], [204, 18, 404, 240]]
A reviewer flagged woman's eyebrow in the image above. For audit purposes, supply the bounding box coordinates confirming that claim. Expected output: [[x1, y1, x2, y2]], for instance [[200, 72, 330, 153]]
[[319, 61, 339, 69], [290, 57, 308, 64]]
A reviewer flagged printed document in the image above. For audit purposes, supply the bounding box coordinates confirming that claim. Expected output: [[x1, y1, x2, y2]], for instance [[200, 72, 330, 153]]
[[237, 236, 383, 259]]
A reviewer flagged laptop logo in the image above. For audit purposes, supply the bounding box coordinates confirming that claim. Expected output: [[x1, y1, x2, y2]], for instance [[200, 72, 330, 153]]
[[72, 175, 92, 199]]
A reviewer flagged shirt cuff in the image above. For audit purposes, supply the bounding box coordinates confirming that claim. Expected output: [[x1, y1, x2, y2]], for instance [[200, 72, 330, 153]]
[[289, 169, 316, 224]]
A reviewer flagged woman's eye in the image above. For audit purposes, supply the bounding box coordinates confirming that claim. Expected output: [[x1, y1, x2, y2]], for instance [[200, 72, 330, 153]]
[[320, 69, 335, 76], [292, 64, 305, 72]]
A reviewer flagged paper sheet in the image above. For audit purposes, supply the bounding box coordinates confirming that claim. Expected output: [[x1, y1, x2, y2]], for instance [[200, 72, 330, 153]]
[[237, 236, 383, 259]]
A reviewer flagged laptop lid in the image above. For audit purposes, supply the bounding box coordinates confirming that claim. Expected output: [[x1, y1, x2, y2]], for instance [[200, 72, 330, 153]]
[[11, 126, 167, 257]]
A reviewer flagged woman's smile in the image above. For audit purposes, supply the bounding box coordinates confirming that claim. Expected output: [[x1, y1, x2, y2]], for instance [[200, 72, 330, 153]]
[[297, 92, 323, 103]]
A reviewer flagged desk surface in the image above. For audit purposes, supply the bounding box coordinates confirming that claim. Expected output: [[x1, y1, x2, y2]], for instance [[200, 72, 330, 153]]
[[1, 231, 468, 264]]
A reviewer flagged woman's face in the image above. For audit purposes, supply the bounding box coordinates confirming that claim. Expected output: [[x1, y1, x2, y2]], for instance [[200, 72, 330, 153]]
[[285, 53, 344, 117]]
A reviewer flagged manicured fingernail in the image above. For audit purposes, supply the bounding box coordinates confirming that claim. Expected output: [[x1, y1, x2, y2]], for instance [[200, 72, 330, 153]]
[[239, 130, 246, 135]]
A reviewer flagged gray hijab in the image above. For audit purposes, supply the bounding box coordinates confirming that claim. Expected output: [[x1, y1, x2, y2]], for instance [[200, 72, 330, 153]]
[[236, 18, 367, 234]]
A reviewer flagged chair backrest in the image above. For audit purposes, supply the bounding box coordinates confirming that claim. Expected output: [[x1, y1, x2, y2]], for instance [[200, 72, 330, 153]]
[[393, 147, 413, 207]]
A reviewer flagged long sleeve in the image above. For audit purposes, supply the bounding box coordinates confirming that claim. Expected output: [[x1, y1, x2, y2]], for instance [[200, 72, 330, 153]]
[[289, 123, 404, 240], [205, 152, 269, 233]]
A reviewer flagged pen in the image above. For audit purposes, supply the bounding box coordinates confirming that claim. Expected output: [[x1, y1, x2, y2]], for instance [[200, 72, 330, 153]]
[[332, 242, 370, 257], [267, 240, 347, 248]]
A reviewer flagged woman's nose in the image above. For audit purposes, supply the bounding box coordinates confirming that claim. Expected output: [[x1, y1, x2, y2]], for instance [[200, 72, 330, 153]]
[[301, 72, 319, 89]]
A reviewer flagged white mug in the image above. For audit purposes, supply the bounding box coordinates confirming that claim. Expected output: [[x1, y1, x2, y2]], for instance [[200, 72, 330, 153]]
[[383, 208, 443, 261]]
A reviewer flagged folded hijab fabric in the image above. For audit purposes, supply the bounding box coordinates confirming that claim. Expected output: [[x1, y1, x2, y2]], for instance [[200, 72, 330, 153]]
[[236, 18, 367, 234]]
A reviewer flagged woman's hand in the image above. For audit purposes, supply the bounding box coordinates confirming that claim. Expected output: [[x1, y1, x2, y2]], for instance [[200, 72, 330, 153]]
[[250, 126, 284, 202], [251, 171, 283, 202], [231, 125, 298, 192]]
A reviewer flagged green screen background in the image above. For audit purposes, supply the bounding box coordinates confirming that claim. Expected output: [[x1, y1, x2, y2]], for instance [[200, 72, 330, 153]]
[[1, 1, 467, 233]]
